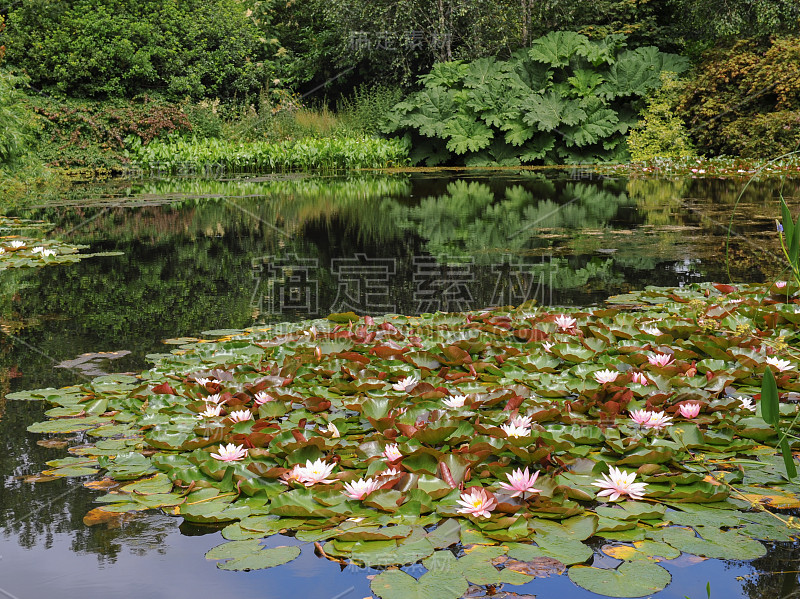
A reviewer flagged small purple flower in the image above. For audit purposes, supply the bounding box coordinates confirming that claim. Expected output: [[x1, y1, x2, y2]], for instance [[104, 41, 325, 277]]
[[777, 221, 784, 233]]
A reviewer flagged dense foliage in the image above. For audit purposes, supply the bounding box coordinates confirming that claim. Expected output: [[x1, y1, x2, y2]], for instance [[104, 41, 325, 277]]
[[126, 135, 410, 173], [679, 35, 800, 158], [2, 0, 280, 100], [383, 32, 688, 165]]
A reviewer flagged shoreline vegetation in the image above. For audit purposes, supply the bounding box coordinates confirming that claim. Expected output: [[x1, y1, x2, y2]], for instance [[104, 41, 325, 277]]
[[1, 2, 799, 200]]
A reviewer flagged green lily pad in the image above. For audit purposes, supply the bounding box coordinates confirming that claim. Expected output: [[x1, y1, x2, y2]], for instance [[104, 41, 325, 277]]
[[371, 568, 468, 599], [568, 561, 672, 597]]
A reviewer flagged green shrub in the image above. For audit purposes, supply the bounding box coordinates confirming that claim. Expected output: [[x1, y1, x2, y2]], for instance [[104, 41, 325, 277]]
[[679, 35, 800, 158], [627, 72, 696, 161], [383, 31, 689, 166], [183, 100, 224, 139], [2, 0, 280, 100], [31, 97, 192, 170]]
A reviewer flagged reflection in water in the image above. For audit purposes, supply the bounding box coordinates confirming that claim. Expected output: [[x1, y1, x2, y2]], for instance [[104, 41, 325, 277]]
[[1, 172, 799, 598]]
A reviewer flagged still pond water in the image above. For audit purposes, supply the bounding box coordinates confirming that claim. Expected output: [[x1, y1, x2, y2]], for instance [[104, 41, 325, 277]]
[[1, 171, 799, 599]]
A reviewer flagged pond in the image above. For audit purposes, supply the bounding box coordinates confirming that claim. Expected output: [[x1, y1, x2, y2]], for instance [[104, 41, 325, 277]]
[[1, 170, 799, 599]]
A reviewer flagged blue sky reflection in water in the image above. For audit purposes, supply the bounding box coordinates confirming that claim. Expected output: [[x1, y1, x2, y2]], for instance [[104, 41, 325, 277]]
[[1, 172, 799, 599]]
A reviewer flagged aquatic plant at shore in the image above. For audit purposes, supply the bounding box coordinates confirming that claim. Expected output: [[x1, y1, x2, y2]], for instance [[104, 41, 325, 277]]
[[126, 134, 410, 174], [10, 281, 800, 597]]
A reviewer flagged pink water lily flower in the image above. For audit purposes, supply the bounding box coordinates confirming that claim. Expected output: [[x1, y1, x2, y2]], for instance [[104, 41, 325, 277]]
[[382, 443, 403, 462], [227, 409, 253, 422], [379, 467, 402, 477], [776, 280, 788, 288], [343, 477, 381, 500], [678, 402, 701, 419], [629, 409, 653, 426], [501, 423, 531, 438], [766, 356, 793, 372], [509, 414, 533, 428], [631, 372, 649, 386], [280, 464, 305, 485], [497, 467, 541, 498], [297, 458, 336, 486], [594, 369, 618, 384], [592, 466, 648, 501], [392, 375, 420, 391], [542, 341, 554, 353], [648, 353, 674, 367], [554, 314, 577, 330], [443, 395, 467, 408], [456, 488, 498, 518], [210, 443, 248, 462], [254, 391, 274, 405]]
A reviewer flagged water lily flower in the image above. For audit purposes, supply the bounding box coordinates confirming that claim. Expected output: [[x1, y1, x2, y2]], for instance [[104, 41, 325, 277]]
[[456, 488, 498, 518], [253, 391, 274, 405], [321, 422, 340, 438], [196, 404, 223, 419], [297, 458, 336, 486], [739, 397, 756, 412], [629, 409, 653, 426], [766, 356, 792, 372], [648, 353, 674, 367], [592, 466, 648, 501], [280, 464, 305, 485], [501, 423, 531, 438], [210, 443, 248, 462], [41, 249, 57, 257], [497, 467, 541, 498], [227, 409, 253, 422], [631, 372, 649, 386], [678, 402, 701, 419], [643, 411, 673, 430], [205, 393, 226, 405], [443, 395, 467, 408], [342, 477, 380, 500], [554, 314, 577, 330], [542, 341, 554, 352], [508, 414, 532, 428], [382, 443, 402, 462], [642, 326, 662, 336], [776, 281, 788, 289], [379, 467, 401, 477], [392, 375, 420, 391], [31, 246, 45, 254], [195, 377, 213, 385], [8, 240, 25, 249], [594, 369, 618, 384]]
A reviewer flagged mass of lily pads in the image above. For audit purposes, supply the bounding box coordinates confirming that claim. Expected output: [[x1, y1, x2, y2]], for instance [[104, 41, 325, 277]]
[[0, 216, 121, 269], [12, 281, 800, 598]]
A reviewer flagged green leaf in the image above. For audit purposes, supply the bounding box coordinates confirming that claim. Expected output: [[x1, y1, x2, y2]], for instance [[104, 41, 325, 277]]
[[568, 561, 671, 597], [371, 568, 468, 599], [522, 92, 586, 132], [206, 540, 302, 571], [444, 117, 494, 154], [528, 31, 590, 67]]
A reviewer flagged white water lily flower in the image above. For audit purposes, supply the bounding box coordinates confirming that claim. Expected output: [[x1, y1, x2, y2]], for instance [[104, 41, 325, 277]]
[[227, 409, 253, 422], [8, 240, 25, 249], [500, 423, 531, 438], [321, 422, 340, 438], [766, 356, 793, 372], [442, 395, 467, 409], [592, 466, 647, 501], [296, 458, 336, 486], [593, 369, 618, 384], [739, 397, 756, 412], [196, 404, 223, 419], [392, 375, 420, 391]]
